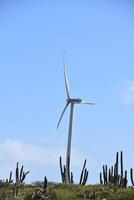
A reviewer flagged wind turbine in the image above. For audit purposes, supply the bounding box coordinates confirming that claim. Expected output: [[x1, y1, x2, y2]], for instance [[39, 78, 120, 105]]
[[57, 58, 95, 184]]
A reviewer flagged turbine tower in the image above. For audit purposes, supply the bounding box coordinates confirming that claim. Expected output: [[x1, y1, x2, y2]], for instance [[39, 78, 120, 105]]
[[57, 58, 94, 184]]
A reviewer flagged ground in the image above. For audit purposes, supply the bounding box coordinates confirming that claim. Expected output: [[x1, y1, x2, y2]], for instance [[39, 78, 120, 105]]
[[1, 182, 134, 200]]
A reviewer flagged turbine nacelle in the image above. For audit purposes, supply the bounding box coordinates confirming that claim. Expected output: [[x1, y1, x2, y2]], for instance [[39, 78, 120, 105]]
[[66, 98, 82, 104]]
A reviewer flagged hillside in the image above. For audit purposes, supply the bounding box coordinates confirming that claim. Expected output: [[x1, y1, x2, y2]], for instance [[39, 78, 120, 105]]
[[1, 182, 134, 200]]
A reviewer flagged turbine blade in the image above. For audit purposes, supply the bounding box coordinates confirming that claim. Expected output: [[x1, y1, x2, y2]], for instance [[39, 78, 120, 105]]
[[64, 54, 71, 99], [57, 102, 69, 129], [81, 100, 95, 105]]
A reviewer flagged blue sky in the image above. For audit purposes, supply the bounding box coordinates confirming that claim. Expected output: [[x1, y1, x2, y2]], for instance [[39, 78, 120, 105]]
[[0, 0, 134, 184]]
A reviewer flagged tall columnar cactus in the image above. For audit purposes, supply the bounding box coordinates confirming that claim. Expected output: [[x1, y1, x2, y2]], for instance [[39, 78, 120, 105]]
[[15, 162, 29, 184], [14, 162, 30, 196], [9, 171, 13, 183], [59, 156, 66, 183], [59, 156, 64, 183], [43, 176, 48, 191], [71, 172, 74, 183], [102, 165, 108, 185], [120, 151, 123, 186], [67, 156, 71, 183], [59, 156, 88, 185], [130, 168, 134, 186], [6, 171, 13, 183], [79, 159, 89, 185], [16, 162, 19, 184], [79, 159, 87, 185], [100, 172, 103, 184], [9, 162, 29, 196], [59, 156, 74, 184], [124, 170, 128, 188], [100, 151, 127, 188], [82, 169, 89, 185]]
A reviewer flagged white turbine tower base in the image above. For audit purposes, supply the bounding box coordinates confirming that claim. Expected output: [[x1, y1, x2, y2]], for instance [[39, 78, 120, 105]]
[[65, 102, 74, 183], [57, 57, 95, 184]]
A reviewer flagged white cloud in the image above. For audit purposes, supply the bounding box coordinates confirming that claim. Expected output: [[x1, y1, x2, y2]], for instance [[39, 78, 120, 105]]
[[0, 139, 86, 167], [122, 81, 134, 104], [0, 139, 93, 182]]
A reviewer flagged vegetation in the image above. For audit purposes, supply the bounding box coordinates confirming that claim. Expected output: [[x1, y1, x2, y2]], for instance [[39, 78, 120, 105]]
[[1, 182, 134, 200], [1, 151, 134, 199]]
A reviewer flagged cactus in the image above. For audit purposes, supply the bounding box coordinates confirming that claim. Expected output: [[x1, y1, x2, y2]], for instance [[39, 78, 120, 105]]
[[16, 162, 19, 184], [59, 156, 73, 184], [6, 171, 13, 183], [43, 176, 48, 191], [100, 151, 128, 188], [82, 169, 89, 185], [108, 168, 111, 183], [9, 171, 13, 183], [14, 162, 29, 196], [120, 150, 123, 186], [100, 172, 103, 184], [67, 156, 71, 183], [79, 159, 86, 184], [113, 163, 118, 185], [59, 156, 88, 185], [71, 172, 73, 183], [102, 165, 108, 185], [124, 170, 127, 188], [15, 162, 29, 184], [103, 165, 108, 185], [79, 159, 89, 185], [59, 156, 66, 183], [130, 168, 134, 186], [59, 156, 64, 183]]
